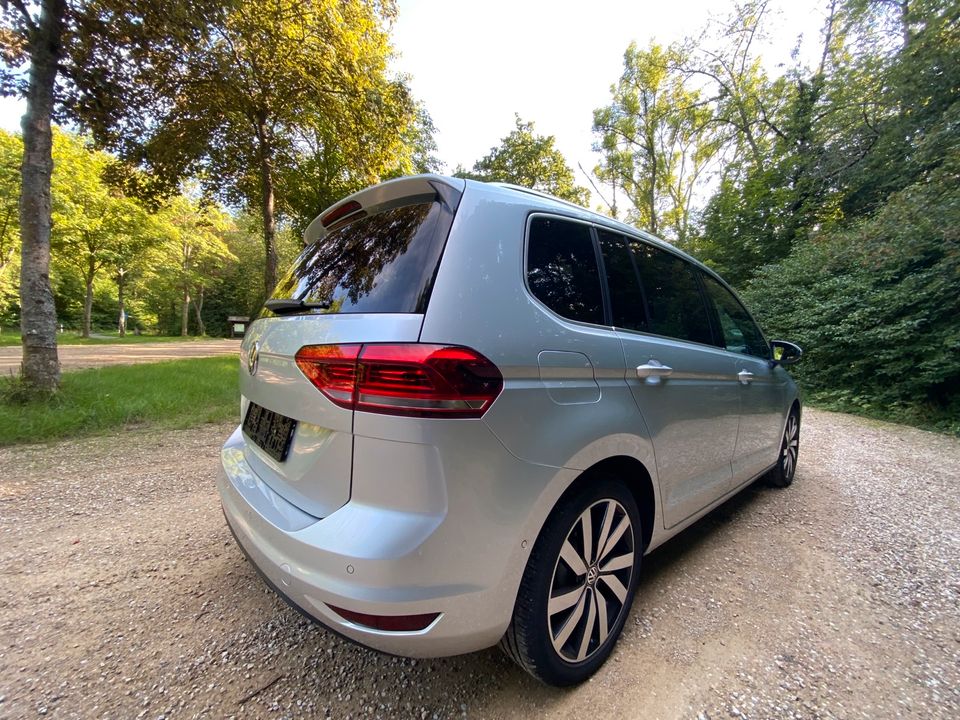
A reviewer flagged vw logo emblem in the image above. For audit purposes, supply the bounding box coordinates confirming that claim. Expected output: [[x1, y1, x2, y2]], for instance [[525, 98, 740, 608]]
[[248, 341, 260, 376], [586, 565, 599, 585]]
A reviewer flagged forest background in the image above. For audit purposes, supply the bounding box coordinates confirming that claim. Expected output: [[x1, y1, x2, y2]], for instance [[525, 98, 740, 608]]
[[1, 0, 956, 433]]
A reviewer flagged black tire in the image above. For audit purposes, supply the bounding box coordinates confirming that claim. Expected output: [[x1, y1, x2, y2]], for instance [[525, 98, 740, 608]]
[[500, 477, 642, 686], [766, 408, 800, 488]]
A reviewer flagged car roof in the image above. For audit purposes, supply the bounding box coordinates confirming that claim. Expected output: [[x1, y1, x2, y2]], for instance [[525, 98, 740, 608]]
[[461, 177, 708, 272]]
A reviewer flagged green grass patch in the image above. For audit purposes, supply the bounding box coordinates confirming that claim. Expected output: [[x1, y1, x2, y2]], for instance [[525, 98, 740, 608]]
[[0, 332, 218, 347], [0, 356, 239, 445]]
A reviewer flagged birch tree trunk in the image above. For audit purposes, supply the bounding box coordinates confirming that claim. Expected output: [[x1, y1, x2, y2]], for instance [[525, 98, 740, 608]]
[[181, 286, 190, 337]]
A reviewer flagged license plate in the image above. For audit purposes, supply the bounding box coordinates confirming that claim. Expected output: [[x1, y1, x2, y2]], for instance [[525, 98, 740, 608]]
[[242, 402, 297, 462]]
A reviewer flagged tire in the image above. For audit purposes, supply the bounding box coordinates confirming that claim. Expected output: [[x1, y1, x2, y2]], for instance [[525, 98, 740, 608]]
[[500, 477, 642, 686], [766, 408, 800, 488]]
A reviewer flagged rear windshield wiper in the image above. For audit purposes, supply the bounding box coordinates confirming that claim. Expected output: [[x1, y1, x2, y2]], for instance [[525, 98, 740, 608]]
[[264, 298, 332, 314]]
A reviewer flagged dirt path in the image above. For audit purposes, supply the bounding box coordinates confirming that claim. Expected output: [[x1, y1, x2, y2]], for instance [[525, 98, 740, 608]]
[[0, 409, 957, 719], [0, 339, 240, 372]]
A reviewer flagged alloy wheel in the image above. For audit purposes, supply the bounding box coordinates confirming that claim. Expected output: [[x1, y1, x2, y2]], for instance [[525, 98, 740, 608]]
[[547, 499, 635, 663], [783, 414, 799, 478]]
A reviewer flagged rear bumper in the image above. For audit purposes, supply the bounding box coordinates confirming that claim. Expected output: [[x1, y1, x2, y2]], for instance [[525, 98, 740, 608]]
[[217, 425, 564, 657]]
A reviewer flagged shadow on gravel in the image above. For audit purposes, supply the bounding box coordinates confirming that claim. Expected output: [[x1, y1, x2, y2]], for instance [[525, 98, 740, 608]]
[[640, 480, 769, 585]]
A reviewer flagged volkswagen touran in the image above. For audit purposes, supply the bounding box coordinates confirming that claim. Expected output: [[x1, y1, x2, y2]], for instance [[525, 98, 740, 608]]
[[217, 174, 803, 686]]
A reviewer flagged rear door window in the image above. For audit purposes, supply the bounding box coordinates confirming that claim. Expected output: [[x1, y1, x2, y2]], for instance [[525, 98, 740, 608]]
[[630, 241, 713, 345], [526, 216, 604, 325], [597, 229, 647, 332], [268, 201, 450, 315]]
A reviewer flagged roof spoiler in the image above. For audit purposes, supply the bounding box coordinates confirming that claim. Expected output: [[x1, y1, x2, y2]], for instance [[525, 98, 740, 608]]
[[303, 174, 465, 246]]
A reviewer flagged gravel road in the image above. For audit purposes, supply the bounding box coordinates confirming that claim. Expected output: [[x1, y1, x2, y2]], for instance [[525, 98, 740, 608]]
[[0, 409, 957, 719], [0, 340, 240, 372]]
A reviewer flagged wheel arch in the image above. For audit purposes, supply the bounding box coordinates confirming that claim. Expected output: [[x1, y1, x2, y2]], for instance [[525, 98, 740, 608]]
[[552, 455, 657, 553]]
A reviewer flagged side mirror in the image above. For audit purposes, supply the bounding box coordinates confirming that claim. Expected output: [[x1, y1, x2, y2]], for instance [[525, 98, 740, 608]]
[[771, 340, 803, 366]]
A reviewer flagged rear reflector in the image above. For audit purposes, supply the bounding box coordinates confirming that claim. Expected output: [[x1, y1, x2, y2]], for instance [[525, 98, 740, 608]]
[[295, 343, 503, 418], [327, 605, 440, 632]]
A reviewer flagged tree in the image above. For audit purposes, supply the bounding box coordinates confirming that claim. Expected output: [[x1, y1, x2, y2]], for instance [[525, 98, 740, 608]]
[[77, 0, 416, 297], [691, 1, 850, 284], [460, 115, 589, 205], [593, 42, 722, 244], [49, 130, 152, 337], [151, 196, 235, 337], [0, 130, 21, 308], [2, 0, 66, 391], [1, 0, 217, 388]]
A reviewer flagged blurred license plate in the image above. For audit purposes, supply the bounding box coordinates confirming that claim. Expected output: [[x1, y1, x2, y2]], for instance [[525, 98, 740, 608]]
[[242, 402, 297, 462]]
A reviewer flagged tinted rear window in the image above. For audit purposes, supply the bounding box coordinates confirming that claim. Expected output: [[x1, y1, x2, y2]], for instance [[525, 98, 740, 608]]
[[631, 241, 713, 345], [598, 229, 647, 332], [268, 201, 448, 314], [526, 217, 604, 325]]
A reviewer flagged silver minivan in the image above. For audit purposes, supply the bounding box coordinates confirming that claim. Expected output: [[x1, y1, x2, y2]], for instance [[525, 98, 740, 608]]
[[217, 174, 802, 686]]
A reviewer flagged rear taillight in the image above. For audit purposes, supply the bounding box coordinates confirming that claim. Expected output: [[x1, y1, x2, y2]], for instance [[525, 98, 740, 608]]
[[294, 343, 503, 418]]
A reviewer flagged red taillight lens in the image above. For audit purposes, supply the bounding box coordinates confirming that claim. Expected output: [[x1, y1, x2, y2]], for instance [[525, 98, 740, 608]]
[[294, 344, 361, 406], [294, 343, 503, 418]]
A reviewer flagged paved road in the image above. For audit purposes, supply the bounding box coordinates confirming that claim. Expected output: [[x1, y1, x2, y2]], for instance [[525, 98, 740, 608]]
[[0, 339, 241, 372], [0, 409, 957, 718]]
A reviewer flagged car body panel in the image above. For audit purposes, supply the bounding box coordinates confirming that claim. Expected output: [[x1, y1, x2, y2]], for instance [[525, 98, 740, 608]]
[[617, 331, 740, 528], [239, 313, 423, 518]]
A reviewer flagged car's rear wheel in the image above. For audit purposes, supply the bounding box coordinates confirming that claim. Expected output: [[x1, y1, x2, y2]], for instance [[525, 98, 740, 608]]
[[500, 478, 641, 686], [766, 408, 800, 488]]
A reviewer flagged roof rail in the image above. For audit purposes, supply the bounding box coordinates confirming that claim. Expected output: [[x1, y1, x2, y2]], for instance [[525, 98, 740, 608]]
[[486, 182, 588, 212]]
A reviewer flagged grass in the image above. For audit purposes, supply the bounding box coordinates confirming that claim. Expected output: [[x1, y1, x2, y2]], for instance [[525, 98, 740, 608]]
[[0, 356, 239, 446], [0, 332, 221, 347]]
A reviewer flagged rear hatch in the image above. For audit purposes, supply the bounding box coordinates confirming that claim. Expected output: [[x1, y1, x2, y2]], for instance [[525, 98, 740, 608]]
[[239, 175, 465, 518]]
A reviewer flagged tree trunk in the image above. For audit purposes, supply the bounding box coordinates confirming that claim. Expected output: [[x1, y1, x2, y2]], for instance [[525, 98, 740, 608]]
[[117, 271, 126, 336], [192, 285, 205, 336], [82, 274, 93, 339], [18, 0, 66, 392], [256, 120, 279, 297], [181, 285, 190, 337]]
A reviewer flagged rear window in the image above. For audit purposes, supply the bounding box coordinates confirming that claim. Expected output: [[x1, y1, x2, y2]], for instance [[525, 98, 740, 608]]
[[631, 241, 714, 345], [526, 217, 604, 325], [267, 201, 449, 315], [597, 229, 647, 332]]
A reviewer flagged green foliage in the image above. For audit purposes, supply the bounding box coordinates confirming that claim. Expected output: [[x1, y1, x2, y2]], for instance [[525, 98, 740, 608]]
[[744, 150, 960, 426], [0, 356, 238, 445], [70, 0, 429, 295], [593, 42, 722, 242], [0, 130, 21, 319], [460, 115, 589, 205], [48, 129, 159, 336]]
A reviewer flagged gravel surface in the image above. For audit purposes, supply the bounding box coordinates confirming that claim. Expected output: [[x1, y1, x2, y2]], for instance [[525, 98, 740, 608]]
[[0, 408, 957, 719], [0, 340, 240, 372]]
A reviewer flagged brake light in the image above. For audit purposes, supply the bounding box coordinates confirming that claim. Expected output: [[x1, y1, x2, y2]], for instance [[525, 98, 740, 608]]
[[320, 200, 362, 227], [294, 343, 503, 418]]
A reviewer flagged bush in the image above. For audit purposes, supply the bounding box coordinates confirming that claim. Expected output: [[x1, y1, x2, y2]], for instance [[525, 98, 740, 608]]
[[743, 152, 960, 432]]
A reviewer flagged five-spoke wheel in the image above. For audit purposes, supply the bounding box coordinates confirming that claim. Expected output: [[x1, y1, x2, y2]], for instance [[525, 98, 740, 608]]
[[767, 408, 800, 488], [501, 478, 641, 686], [547, 499, 634, 663]]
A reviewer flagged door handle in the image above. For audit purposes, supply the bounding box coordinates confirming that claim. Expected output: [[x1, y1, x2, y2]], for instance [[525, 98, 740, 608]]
[[738, 370, 755, 385], [636, 361, 673, 384]]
